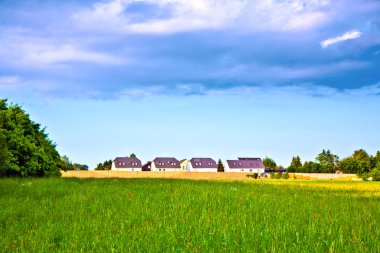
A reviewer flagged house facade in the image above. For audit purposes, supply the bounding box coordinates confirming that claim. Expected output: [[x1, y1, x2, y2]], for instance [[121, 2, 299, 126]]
[[225, 157, 264, 174], [187, 158, 217, 172], [111, 157, 142, 171], [180, 159, 188, 171], [151, 157, 181, 172]]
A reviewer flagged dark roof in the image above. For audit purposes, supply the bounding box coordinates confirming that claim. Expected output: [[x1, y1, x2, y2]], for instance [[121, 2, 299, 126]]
[[226, 158, 264, 169], [113, 157, 142, 168], [238, 157, 262, 161], [265, 168, 287, 173], [190, 158, 217, 169], [142, 161, 151, 171], [153, 157, 181, 168]]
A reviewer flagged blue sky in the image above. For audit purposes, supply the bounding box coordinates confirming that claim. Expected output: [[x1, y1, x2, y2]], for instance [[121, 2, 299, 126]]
[[1, 0, 379, 168]]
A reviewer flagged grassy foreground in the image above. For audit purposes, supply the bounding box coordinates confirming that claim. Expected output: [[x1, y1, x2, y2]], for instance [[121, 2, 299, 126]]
[[0, 179, 379, 252]]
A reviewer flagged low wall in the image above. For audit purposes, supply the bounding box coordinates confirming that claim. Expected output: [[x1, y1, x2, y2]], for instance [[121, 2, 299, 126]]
[[61, 171, 250, 180], [61, 171, 359, 181], [289, 173, 358, 180]]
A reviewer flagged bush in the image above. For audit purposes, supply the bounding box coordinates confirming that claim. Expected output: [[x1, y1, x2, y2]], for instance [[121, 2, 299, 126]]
[[359, 172, 369, 181], [246, 173, 259, 179], [370, 168, 380, 181], [282, 172, 289, 179]]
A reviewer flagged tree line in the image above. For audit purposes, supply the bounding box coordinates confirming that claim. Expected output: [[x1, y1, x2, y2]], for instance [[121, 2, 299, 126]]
[[285, 149, 380, 180]]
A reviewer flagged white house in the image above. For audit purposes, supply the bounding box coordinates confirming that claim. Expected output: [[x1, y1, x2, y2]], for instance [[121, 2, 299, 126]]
[[225, 157, 265, 174], [111, 157, 142, 171], [151, 157, 181, 172], [187, 158, 217, 172]]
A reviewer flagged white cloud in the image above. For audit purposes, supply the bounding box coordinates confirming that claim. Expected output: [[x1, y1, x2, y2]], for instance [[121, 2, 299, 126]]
[[320, 30, 362, 48], [0, 33, 126, 67], [73, 0, 331, 34], [0, 76, 23, 90], [22, 44, 125, 65]]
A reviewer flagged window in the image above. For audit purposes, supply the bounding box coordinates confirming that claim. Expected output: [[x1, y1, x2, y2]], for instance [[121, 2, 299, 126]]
[[250, 169, 252, 172], [163, 169, 166, 171], [241, 169, 244, 172]]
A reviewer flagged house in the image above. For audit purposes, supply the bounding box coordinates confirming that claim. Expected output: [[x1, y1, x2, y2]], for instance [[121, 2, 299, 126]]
[[179, 159, 188, 171], [187, 158, 217, 172], [111, 157, 142, 171], [225, 157, 264, 174], [142, 161, 151, 171], [151, 157, 181, 172]]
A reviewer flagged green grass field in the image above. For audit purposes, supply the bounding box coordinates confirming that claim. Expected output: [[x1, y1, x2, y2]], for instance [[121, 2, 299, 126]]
[[1, 178, 379, 252]]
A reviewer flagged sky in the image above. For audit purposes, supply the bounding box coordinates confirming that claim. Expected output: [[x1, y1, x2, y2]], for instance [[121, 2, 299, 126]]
[[1, 0, 380, 169]]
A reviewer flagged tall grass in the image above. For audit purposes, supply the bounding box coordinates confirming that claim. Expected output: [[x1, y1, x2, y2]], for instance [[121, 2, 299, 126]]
[[0, 178, 379, 252]]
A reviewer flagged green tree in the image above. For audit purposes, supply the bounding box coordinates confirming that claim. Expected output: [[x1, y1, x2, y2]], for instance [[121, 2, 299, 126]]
[[302, 161, 321, 173], [370, 151, 380, 169], [315, 149, 339, 173], [95, 159, 112, 170], [287, 156, 302, 172], [352, 149, 370, 161], [338, 149, 372, 175], [370, 163, 380, 181], [263, 157, 277, 172], [73, 163, 89, 171], [60, 155, 74, 171], [0, 99, 61, 177], [217, 159, 224, 172], [338, 157, 359, 174], [129, 153, 136, 158]]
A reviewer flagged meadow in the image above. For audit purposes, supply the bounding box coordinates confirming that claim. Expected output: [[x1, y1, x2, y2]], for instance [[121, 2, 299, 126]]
[[0, 178, 379, 252]]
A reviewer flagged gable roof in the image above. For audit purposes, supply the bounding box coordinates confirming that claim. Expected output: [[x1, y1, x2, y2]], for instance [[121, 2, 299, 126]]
[[179, 159, 187, 164], [113, 157, 142, 168], [153, 157, 181, 168], [190, 158, 217, 169], [226, 158, 264, 169]]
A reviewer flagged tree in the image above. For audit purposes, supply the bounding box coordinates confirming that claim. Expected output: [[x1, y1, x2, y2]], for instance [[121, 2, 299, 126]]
[[0, 99, 61, 177], [217, 159, 224, 172], [73, 163, 89, 171], [338, 157, 359, 174], [371, 163, 380, 181], [287, 156, 302, 172], [60, 155, 74, 171], [302, 161, 321, 173], [352, 149, 369, 161], [371, 151, 380, 169], [338, 149, 372, 175], [263, 157, 277, 172], [315, 149, 339, 173], [95, 159, 112, 170], [129, 153, 136, 158]]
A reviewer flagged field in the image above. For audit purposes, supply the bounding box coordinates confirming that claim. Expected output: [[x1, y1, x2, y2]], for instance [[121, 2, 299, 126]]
[[1, 179, 379, 252]]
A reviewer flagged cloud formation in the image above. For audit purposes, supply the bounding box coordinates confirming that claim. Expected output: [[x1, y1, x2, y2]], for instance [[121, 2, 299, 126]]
[[320, 30, 362, 48], [0, 0, 379, 100], [73, 0, 331, 34]]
